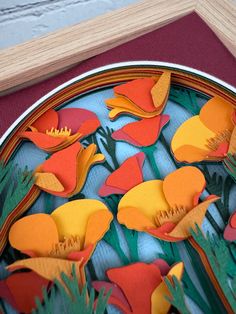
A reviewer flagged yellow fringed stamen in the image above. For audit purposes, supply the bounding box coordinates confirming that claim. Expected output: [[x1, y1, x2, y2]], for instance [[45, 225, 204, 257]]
[[206, 129, 231, 151], [49, 235, 81, 258], [46, 127, 72, 137], [155, 206, 187, 226]]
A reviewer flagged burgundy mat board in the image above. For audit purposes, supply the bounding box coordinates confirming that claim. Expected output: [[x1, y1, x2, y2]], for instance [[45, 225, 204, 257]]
[[0, 12, 235, 138]]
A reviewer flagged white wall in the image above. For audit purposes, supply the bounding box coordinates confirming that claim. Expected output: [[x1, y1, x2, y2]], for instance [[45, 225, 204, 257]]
[[0, 0, 139, 49]]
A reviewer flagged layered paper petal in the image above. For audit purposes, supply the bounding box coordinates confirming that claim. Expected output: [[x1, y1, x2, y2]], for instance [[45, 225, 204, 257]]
[[93, 260, 183, 314], [118, 167, 217, 241], [151, 262, 184, 314], [118, 180, 169, 225], [7, 257, 83, 289], [0, 272, 49, 314], [106, 73, 171, 120], [168, 196, 219, 238], [99, 153, 145, 197], [58, 108, 100, 136], [112, 115, 170, 147], [35, 142, 105, 197], [114, 78, 157, 112], [199, 97, 234, 134], [20, 108, 100, 152], [106, 262, 162, 314], [31, 109, 59, 133], [171, 97, 235, 163], [163, 166, 206, 211], [9, 213, 59, 256], [171, 116, 214, 162], [51, 199, 112, 248]]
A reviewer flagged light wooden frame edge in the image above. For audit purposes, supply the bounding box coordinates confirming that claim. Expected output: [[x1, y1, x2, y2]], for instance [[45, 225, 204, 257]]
[[0, 0, 235, 95]]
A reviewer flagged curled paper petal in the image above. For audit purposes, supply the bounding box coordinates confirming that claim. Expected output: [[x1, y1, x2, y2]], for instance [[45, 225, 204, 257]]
[[7, 257, 83, 289]]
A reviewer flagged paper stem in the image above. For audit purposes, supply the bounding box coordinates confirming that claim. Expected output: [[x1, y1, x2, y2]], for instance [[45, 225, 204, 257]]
[[123, 227, 139, 262], [187, 238, 233, 313], [142, 145, 161, 179]]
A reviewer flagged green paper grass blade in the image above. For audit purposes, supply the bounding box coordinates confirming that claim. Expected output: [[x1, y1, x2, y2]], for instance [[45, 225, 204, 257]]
[[169, 86, 204, 115], [191, 225, 236, 312], [0, 161, 34, 229], [33, 265, 110, 314], [164, 276, 191, 314], [103, 221, 130, 265], [158, 240, 212, 313], [122, 227, 139, 262]]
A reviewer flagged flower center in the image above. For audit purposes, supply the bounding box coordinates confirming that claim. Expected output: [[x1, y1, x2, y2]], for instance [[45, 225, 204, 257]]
[[46, 127, 72, 137], [155, 206, 187, 226], [206, 130, 231, 152], [49, 235, 81, 258]]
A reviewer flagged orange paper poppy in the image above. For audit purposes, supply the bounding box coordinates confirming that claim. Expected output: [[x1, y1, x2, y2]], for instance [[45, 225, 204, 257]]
[[7, 199, 113, 288], [20, 108, 101, 153], [34, 142, 105, 197], [171, 96, 236, 163], [105, 72, 171, 120], [93, 259, 184, 314], [117, 166, 219, 241]]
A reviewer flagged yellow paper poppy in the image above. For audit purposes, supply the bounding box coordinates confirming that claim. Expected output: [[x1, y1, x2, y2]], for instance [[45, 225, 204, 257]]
[[117, 166, 219, 241]]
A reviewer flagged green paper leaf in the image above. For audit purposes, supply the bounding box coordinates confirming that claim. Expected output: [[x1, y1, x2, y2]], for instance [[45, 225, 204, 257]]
[[0, 161, 34, 229], [191, 225, 236, 312], [164, 276, 191, 314], [169, 86, 207, 115], [32, 264, 111, 314]]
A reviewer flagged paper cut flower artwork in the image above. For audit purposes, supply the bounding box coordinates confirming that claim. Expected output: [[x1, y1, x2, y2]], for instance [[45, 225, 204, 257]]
[[105, 72, 171, 120], [93, 259, 184, 314], [34, 142, 105, 197], [20, 108, 101, 152], [99, 152, 145, 197], [224, 210, 236, 242], [112, 115, 170, 147], [5, 200, 112, 300], [171, 96, 236, 164], [118, 166, 219, 241]]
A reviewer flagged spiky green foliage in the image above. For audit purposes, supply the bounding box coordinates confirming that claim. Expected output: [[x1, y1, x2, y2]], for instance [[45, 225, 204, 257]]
[[32, 265, 111, 314], [164, 276, 191, 314], [169, 86, 206, 115], [223, 154, 236, 183], [158, 241, 213, 313], [191, 225, 236, 312], [0, 161, 34, 228], [83, 126, 119, 173], [202, 165, 234, 226]]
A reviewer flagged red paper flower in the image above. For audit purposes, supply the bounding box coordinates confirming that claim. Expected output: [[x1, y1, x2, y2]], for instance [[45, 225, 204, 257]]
[[0, 272, 49, 313], [99, 152, 145, 197], [93, 259, 184, 314], [224, 210, 236, 241], [20, 108, 100, 152], [112, 115, 170, 147]]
